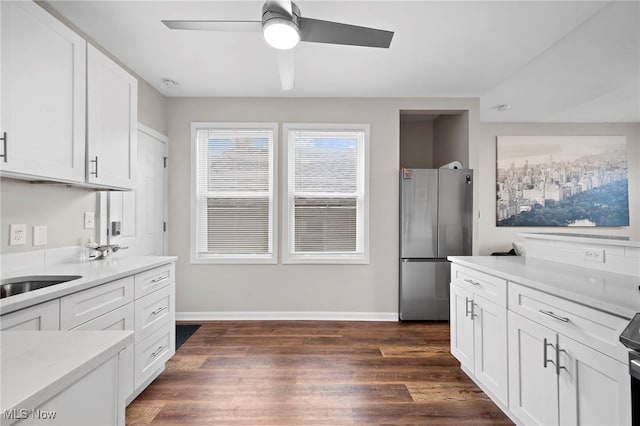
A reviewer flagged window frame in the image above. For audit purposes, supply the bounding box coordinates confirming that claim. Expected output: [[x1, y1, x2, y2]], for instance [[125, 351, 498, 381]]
[[282, 123, 370, 265], [190, 122, 278, 264]]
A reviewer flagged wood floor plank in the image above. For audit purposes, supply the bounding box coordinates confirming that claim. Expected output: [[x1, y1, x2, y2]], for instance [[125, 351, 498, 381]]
[[127, 321, 513, 425]]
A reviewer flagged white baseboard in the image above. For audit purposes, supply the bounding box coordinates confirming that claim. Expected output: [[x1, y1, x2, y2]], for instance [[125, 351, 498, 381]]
[[176, 311, 399, 322]]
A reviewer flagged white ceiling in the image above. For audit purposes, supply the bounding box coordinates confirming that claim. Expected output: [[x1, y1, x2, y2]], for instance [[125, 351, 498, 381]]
[[47, 0, 640, 123]]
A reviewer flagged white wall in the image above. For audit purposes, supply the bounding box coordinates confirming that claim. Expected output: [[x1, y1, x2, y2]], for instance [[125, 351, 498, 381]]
[[166, 97, 479, 316], [476, 122, 640, 255]]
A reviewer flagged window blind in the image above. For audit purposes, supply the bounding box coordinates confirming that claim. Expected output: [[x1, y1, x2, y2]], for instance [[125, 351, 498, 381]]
[[194, 126, 274, 260], [287, 129, 366, 257]]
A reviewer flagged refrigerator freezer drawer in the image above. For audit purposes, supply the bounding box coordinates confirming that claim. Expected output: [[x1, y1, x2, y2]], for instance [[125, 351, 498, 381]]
[[400, 259, 451, 321]]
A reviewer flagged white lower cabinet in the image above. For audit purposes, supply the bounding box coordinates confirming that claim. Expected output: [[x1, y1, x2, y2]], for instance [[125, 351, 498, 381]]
[[508, 311, 631, 426], [450, 261, 632, 426], [72, 303, 135, 413], [135, 322, 175, 389], [15, 356, 121, 426], [0, 261, 176, 420], [450, 280, 508, 406], [508, 311, 561, 425], [0, 299, 60, 330]]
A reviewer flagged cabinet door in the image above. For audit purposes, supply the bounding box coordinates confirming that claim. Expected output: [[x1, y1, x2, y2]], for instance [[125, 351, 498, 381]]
[[473, 294, 508, 406], [0, 299, 60, 330], [558, 334, 631, 426], [86, 44, 137, 190], [0, 1, 86, 183], [72, 304, 134, 414], [508, 311, 559, 426], [450, 281, 474, 371]]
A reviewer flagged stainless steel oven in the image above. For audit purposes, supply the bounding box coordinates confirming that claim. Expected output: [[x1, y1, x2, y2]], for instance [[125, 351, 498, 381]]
[[620, 313, 640, 425]]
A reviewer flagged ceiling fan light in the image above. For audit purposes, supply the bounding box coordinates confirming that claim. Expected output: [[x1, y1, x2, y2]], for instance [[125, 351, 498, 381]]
[[263, 18, 300, 50]]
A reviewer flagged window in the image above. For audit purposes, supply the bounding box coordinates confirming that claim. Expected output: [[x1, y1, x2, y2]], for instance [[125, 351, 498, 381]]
[[284, 124, 369, 264], [191, 123, 277, 263]]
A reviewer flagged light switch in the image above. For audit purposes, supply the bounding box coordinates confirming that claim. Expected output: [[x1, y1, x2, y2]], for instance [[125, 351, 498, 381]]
[[33, 226, 48, 246], [9, 224, 27, 246], [84, 212, 95, 229]]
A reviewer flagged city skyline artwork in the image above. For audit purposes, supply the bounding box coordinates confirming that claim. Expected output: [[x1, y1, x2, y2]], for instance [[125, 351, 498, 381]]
[[496, 135, 629, 227]]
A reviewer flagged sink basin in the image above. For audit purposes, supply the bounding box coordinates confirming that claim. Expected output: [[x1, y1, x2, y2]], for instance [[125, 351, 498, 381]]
[[0, 275, 82, 299]]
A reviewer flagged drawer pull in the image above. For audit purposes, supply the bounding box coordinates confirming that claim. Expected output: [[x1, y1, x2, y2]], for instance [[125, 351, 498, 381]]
[[464, 279, 480, 286], [151, 306, 167, 315], [539, 309, 569, 323], [151, 345, 167, 357], [543, 338, 555, 369], [150, 275, 168, 285]]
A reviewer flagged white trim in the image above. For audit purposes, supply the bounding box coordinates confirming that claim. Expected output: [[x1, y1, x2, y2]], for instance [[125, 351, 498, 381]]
[[282, 123, 370, 265], [190, 122, 278, 264], [176, 311, 398, 322], [137, 122, 168, 143]]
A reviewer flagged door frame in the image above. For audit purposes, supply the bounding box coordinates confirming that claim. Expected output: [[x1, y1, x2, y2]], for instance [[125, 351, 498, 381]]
[[98, 123, 168, 254]]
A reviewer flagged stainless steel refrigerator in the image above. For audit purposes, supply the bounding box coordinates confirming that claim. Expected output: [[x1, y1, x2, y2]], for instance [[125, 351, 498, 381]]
[[399, 168, 473, 320]]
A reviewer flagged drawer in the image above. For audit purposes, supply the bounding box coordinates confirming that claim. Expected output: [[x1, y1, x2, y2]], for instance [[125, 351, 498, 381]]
[[135, 322, 175, 389], [135, 283, 175, 342], [0, 299, 60, 330], [508, 282, 630, 363], [72, 303, 134, 401], [451, 264, 507, 307], [60, 276, 134, 329], [71, 302, 134, 331], [135, 263, 174, 299]]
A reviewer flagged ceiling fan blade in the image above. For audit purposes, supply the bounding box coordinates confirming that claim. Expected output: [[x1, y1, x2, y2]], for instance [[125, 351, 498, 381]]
[[275, 50, 295, 91], [162, 20, 262, 32], [298, 17, 393, 48], [265, 0, 293, 17]]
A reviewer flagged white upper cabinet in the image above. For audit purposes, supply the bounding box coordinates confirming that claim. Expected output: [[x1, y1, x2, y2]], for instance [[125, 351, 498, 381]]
[[0, 1, 86, 183], [86, 44, 137, 190]]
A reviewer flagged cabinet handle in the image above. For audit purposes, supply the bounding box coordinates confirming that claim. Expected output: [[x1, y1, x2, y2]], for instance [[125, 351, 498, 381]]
[[464, 278, 480, 286], [471, 302, 478, 319], [543, 338, 556, 369], [151, 345, 167, 357], [1, 132, 7, 162], [150, 275, 168, 285], [556, 347, 568, 375], [539, 309, 569, 323], [465, 297, 472, 317], [151, 306, 167, 315], [90, 156, 99, 178]]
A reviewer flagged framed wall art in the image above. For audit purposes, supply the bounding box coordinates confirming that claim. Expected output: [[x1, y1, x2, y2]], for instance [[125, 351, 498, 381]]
[[496, 135, 629, 227]]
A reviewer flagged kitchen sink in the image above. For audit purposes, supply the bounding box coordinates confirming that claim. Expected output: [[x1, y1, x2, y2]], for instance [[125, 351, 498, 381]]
[[0, 275, 82, 299]]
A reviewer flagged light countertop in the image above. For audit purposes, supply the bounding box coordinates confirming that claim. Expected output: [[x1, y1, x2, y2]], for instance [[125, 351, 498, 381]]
[[448, 255, 640, 319], [0, 256, 176, 315], [0, 330, 134, 426]]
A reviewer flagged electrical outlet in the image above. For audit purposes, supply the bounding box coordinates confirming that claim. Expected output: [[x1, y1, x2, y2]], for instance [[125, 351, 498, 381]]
[[584, 248, 605, 263], [9, 224, 27, 246], [84, 212, 95, 229], [33, 226, 48, 246]]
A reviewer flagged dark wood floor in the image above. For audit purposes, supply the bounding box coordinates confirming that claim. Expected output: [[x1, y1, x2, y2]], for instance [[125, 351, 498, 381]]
[[126, 321, 513, 425]]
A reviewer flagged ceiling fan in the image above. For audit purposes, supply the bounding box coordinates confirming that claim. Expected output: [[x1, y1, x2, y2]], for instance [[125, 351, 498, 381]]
[[162, 0, 394, 91]]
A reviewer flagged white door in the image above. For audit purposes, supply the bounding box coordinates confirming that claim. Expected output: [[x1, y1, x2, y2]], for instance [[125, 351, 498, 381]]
[[86, 44, 137, 189], [558, 334, 631, 426], [1, 1, 86, 183], [508, 311, 559, 426], [108, 125, 167, 255], [450, 281, 475, 371], [473, 294, 508, 406]]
